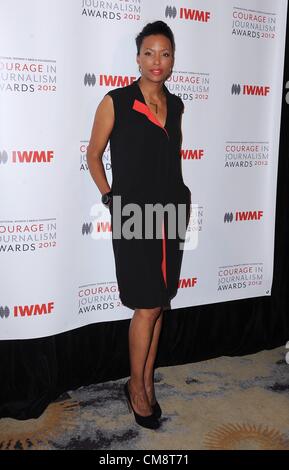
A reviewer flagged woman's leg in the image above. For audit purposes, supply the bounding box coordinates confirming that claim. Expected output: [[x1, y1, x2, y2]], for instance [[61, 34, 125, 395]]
[[128, 306, 162, 416], [143, 307, 163, 405]]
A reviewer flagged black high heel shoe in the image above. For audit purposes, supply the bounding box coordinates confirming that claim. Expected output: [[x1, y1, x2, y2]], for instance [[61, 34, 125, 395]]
[[124, 380, 160, 430], [151, 400, 162, 419]]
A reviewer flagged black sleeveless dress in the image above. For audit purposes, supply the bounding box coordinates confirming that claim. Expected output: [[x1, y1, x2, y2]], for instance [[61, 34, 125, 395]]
[[105, 77, 191, 310]]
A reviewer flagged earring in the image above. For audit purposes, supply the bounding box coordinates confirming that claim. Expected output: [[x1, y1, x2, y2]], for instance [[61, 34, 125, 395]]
[[139, 65, 142, 73]]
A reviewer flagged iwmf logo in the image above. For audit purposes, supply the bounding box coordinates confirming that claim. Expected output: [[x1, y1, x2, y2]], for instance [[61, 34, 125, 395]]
[[231, 83, 270, 96], [0, 149, 54, 164], [0, 303, 54, 319], [224, 210, 263, 223]]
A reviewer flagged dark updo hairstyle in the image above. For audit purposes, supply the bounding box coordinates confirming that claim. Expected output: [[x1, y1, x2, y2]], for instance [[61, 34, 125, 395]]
[[135, 20, 175, 56]]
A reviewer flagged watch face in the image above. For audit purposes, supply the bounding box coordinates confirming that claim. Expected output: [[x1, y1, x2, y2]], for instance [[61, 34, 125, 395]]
[[102, 193, 112, 205]]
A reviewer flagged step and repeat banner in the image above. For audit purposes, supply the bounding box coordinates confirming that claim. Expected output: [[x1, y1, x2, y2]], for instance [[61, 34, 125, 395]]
[[0, 0, 288, 339]]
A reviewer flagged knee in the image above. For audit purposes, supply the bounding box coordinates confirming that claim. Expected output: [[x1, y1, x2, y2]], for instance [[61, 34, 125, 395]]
[[135, 306, 162, 322]]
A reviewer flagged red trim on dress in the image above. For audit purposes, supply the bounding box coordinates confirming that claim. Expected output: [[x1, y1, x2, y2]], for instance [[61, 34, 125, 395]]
[[132, 99, 169, 138]]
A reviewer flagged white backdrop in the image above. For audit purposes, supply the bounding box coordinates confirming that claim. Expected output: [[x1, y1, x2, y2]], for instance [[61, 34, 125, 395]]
[[0, 0, 287, 339]]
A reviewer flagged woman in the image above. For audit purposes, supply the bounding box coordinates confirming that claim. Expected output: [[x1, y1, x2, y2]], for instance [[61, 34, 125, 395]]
[[87, 21, 191, 430]]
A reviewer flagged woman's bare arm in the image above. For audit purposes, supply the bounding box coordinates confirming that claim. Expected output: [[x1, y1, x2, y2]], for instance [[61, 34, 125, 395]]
[[86, 94, 114, 195]]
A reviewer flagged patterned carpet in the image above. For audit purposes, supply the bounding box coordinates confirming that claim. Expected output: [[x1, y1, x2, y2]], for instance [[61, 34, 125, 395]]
[[1, 346, 289, 450]]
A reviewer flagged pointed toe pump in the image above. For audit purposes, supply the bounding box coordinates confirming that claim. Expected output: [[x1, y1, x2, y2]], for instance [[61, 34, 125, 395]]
[[124, 380, 160, 430]]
